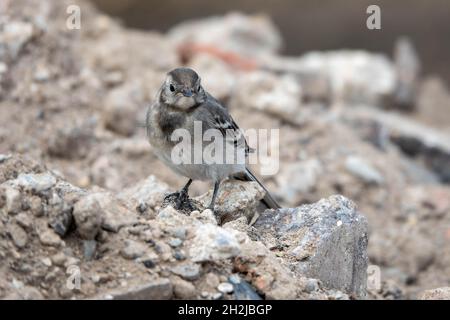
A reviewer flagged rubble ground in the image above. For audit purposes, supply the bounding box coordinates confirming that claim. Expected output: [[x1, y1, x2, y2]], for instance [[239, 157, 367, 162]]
[[1, 0, 450, 300]]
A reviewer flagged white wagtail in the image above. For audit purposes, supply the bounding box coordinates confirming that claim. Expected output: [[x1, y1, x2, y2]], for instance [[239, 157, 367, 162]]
[[146, 67, 280, 212]]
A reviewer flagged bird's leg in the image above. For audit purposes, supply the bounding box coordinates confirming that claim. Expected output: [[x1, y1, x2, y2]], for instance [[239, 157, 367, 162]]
[[164, 179, 193, 210], [208, 181, 220, 212], [177, 178, 192, 205]]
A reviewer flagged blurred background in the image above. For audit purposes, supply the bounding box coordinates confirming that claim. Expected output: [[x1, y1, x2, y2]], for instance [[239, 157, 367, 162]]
[[92, 0, 450, 85], [1, 0, 450, 300]]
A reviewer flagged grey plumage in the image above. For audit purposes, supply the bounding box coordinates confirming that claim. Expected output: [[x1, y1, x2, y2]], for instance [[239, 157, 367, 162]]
[[146, 67, 280, 211]]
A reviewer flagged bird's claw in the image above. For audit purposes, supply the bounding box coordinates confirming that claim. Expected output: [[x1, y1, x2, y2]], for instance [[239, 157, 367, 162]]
[[163, 190, 197, 214]]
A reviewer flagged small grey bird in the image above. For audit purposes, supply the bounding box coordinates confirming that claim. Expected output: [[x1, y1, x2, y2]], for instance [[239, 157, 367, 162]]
[[146, 67, 280, 211]]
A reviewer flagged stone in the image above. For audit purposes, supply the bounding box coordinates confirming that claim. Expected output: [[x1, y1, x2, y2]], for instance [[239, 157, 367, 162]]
[[276, 159, 322, 205], [172, 277, 197, 299], [217, 282, 234, 294], [254, 195, 369, 298], [170, 263, 201, 281], [119, 175, 169, 210], [195, 181, 264, 223], [36, 221, 62, 247], [2, 186, 22, 214], [16, 173, 56, 193], [109, 278, 173, 300], [73, 194, 103, 240], [121, 240, 148, 260], [294, 50, 396, 105], [228, 274, 262, 300], [189, 224, 241, 262], [419, 287, 450, 300], [0, 21, 34, 60], [103, 82, 142, 136], [230, 71, 302, 123], [7, 222, 28, 248], [392, 37, 420, 109], [91, 192, 138, 232], [14, 212, 33, 230], [344, 107, 450, 182], [47, 120, 96, 159], [168, 12, 282, 58], [345, 156, 384, 185]]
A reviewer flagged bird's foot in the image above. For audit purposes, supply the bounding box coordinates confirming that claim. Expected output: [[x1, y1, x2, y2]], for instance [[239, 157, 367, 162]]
[[163, 190, 198, 214]]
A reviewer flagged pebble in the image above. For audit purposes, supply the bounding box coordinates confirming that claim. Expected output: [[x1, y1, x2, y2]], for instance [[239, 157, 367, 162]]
[[16, 173, 56, 193], [120, 240, 147, 259], [217, 282, 234, 294], [7, 222, 28, 248], [170, 263, 201, 281], [169, 238, 183, 248]]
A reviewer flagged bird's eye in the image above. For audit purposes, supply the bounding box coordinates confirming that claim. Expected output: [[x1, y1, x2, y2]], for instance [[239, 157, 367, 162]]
[[169, 84, 175, 92]]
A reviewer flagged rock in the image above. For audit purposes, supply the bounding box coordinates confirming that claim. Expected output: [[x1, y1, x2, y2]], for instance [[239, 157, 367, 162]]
[[0, 21, 34, 61], [14, 212, 33, 230], [121, 240, 148, 260], [189, 224, 241, 262], [295, 50, 396, 105], [420, 287, 450, 300], [15, 173, 56, 193], [169, 238, 183, 248], [1, 186, 22, 214], [230, 71, 302, 123], [91, 192, 138, 232], [36, 221, 62, 247], [345, 156, 384, 185], [102, 81, 142, 136], [7, 222, 28, 248], [108, 278, 173, 300], [29, 195, 43, 217], [73, 194, 103, 240], [217, 282, 234, 294], [254, 195, 369, 298], [417, 76, 450, 128], [392, 37, 420, 110], [195, 180, 264, 223], [47, 120, 96, 159], [344, 107, 450, 183], [168, 12, 282, 58], [4, 286, 43, 300], [118, 175, 169, 210], [172, 276, 197, 299], [276, 159, 322, 205], [228, 274, 262, 300], [170, 263, 201, 281]]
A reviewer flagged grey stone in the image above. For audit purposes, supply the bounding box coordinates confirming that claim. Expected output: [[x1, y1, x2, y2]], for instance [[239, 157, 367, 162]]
[[217, 282, 234, 294], [188, 224, 241, 262], [172, 277, 197, 299], [195, 180, 264, 223], [7, 222, 28, 248], [16, 173, 56, 193], [345, 156, 384, 185], [73, 194, 103, 240], [2, 186, 22, 214], [110, 278, 173, 300], [254, 195, 369, 298], [170, 263, 201, 281], [228, 274, 262, 300], [121, 240, 147, 260]]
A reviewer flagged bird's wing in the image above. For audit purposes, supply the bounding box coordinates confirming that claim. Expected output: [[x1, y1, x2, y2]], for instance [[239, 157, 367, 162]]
[[199, 100, 253, 156]]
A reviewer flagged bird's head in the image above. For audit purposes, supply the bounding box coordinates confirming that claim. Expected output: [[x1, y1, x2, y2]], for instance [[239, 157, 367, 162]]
[[160, 67, 206, 110]]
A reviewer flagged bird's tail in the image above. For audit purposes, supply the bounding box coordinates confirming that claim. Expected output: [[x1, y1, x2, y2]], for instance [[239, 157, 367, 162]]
[[233, 168, 281, 209]]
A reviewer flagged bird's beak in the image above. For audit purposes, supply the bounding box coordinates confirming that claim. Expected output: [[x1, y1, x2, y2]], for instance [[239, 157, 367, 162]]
[[181, 88, 193, 97]]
